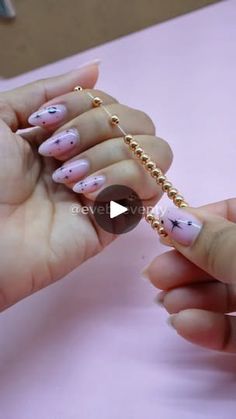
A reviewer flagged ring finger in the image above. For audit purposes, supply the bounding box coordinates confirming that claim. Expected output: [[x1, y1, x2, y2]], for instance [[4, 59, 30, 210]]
[[51, 135, 170, 187]]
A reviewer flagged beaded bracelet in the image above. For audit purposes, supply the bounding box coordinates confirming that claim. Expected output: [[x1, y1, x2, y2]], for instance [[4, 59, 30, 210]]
[[74, 85, 188, 244]]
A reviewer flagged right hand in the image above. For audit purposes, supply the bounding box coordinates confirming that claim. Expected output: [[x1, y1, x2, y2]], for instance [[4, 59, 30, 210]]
[[145, 199, 236, 353]]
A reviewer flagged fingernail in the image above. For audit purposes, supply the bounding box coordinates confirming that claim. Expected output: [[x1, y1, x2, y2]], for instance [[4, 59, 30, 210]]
[[160, 206, 202, 246], [78, 58, 101, 69], [28, 104, 67, 127], [154, 291, 167, 306], [52, 159, 90, 183], [167, 314, 177, 329], [73, 175, 106, 194], [141, 266, 150, 281], [38, 128, 79, 157]]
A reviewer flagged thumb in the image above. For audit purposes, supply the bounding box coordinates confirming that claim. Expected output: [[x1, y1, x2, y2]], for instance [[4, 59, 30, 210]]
[[0, 60, 99, 131], [160, 199, 236, 284]]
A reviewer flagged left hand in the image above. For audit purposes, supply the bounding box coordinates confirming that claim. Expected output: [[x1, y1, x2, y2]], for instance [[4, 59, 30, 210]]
[[0, 67, 172, 310]]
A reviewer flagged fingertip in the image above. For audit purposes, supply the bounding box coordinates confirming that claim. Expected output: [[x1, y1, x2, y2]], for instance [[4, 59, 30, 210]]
[[141, 265, 151, 280], [169, 309, 206, 335], [141, 256, 168, 290], [77, 58, 101, 69], [28, 112, 37, 127], [167, 314, 177, 329], [74, 60, 100, 89], [38, 142, 51, 157], [154, 291, 167, 306], [168, 309, 229, 351]]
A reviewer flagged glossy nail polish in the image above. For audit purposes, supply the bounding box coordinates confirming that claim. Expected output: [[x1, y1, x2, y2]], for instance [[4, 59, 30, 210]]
[[160, 206, 202, 246], [73, 175, 106, 194], [52, 159, 90, 183], [38, 128, 79, 157], [28, 104, 67, 127]]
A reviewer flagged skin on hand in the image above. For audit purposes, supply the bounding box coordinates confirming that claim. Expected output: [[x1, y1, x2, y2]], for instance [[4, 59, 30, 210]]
[[0, 65, 172, 311], [144, 199, 236, 353]]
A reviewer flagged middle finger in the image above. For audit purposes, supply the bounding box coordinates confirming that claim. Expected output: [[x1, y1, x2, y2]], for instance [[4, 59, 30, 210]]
[[37, 103, 155, 160]]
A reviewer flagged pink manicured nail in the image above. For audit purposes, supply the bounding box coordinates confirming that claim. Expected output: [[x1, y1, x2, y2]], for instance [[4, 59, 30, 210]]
[[73, 175, 106, 194], [38, 128, 79, 157], [160, 206, 202, 246], [28, 104, 67, 127], [52, 159, 90, 183]]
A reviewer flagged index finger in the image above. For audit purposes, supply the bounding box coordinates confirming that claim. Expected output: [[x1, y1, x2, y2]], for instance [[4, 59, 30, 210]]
[[0, 61, 99, 131]]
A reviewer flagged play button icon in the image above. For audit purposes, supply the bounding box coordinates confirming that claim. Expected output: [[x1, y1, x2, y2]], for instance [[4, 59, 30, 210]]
[[93, 185, 144, 234], [110, 201, 128, 219]]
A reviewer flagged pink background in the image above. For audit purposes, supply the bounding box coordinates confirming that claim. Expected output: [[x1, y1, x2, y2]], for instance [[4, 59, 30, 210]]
[[1, 1, 236, 418]]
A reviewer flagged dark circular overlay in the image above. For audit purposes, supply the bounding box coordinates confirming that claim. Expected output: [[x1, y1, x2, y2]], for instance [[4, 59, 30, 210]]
[[93, 185, 144, 235]]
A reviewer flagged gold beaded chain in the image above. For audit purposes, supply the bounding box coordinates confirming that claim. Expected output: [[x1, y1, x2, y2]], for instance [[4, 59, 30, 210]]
[[74, 86, 189, 242]]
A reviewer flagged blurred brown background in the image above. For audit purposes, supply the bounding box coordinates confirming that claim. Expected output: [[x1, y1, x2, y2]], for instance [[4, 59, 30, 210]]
[[0, 0, 221, 77]]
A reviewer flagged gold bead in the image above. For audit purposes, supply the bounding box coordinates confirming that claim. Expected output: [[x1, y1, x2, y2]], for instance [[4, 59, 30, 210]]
[[162, 181, 172, 192], [145, 213, 155, 223], [156, 174, 166, 185], [129, 141, 139, 150], [74, 85, 83, 91], [145, 161, 156, 171], [92, 97, 103, 107], [151, 220, 160, 229], [140, 154, 150, 164], [111, 115, 120, 125], [173, 194, 184, 206], [180, 201, 188, 208], [124, 135, 133, 144], [134, 147, 143, 157], [151, 168, 162, 179], [167, 187, 178, 199]]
